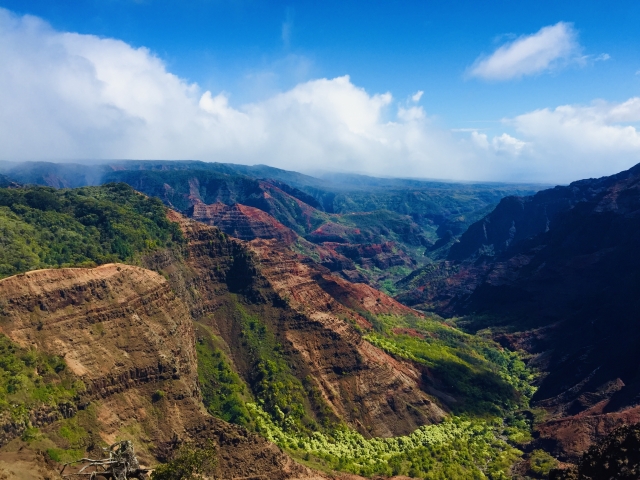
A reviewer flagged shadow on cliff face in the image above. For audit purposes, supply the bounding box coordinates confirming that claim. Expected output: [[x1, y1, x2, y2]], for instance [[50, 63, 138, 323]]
[[395, 163, 640, 460]]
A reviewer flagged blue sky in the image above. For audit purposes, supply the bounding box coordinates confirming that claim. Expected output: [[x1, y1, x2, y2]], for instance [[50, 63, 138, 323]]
[[1, 0, 640, 182]]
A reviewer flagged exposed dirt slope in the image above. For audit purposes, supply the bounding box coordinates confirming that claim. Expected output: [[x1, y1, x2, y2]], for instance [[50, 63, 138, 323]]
[[0, 264, 323, 480], [248, 239, 444, 437], [151, 212, 445, 438], [190, 201, 298, 244]]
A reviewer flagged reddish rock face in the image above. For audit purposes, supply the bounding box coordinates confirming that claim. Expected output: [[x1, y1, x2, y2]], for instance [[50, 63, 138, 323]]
[[535, 404, 640, 462], [155, 212, 446, 438], [0, 264, 320, 479], [190, 201, 298, 244]]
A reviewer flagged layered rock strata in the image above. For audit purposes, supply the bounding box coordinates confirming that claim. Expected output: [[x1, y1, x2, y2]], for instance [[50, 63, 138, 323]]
[[0, 264, 322, 479]]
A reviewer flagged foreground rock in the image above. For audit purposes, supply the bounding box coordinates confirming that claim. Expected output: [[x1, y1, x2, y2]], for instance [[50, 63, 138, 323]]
[[0, 264, 322, 480]]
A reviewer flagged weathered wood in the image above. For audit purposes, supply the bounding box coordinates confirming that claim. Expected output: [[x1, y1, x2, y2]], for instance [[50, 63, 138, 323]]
[[61, 440, 149, 480]]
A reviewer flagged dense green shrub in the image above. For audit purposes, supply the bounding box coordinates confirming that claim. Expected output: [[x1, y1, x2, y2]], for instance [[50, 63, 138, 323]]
[[196, 327, 253, 427], [151, 441, 217, 480], [0, 334, 82, 424], [249, 402, 520, 479], [529, 449, 558, 476], [363, 313, 535, 415], [232, 302, 313, 431], [0, 184, 183, 278]]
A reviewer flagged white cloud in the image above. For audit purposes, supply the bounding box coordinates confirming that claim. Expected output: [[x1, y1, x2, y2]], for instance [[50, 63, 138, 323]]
[[491, 98, 640, 182], [411, 90, 424, 102], [468, 22, 580, 81], [1, 8, 640, 185], [0, 9, 475, 179], [471, 132, 529, 156], [462, 97, 640, 183]]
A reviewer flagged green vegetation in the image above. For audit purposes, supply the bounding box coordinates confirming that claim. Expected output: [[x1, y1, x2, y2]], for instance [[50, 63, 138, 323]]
[[529, 449, 559, 476], [196, 325, 253, 427], [0, 334, 83, 423], [228, 300, 321, 432], [192, 309, 536, 478], [59, 418, 88, 447], [46, 447, 85, 464], [362, 313, 535, 416], [249, 403, 520, 479], [152, 390, 166, 402], [151, 441, 217, 480], [0, 334, 98, 465], [0, 183, 183, 278]]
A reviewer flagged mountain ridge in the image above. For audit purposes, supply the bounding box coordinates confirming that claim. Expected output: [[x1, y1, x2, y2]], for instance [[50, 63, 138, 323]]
[[396, 161, 640, 462]]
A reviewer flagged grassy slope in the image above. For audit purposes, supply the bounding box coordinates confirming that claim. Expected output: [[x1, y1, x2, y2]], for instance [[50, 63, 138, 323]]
[[0, 334, 83, 424]]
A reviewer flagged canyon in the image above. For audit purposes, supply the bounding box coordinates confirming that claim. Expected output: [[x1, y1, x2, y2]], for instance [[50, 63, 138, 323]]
[[1, 159, 640, 478], [399, 163, 640, 462]]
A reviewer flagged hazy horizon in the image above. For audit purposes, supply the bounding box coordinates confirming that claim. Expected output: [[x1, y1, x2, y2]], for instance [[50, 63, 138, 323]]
[[1, 1, 640, 184]]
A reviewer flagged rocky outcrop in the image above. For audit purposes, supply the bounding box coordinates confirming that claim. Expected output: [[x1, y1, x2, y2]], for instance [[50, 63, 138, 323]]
[[332, 242, 415, 270], [150, 212, 446, 438], [190, 201, 298, 244], [0, 264, 323, 479], [535, 404, 640, 462], [0, 264, 198, 400]]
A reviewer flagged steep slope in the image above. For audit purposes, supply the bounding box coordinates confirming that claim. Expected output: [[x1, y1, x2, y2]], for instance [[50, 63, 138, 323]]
[[104, 169, 328, 235], [0, 174, 15, 188], [396, 163, 640, 461], [448, 165, 640, 261], [0, 264, 319, 479], [246, 238, 443, 437], [143, 213, 526, 478], [151, 211, 446, 438], [190, 201, 298, 244], [549, 422, 640, 479]]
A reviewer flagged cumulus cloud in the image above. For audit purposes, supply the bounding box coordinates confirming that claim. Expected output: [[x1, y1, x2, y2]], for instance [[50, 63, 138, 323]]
[[471, 132, 529, 156], [468, 22, 580, 80], [1, 8, 640, 184], [459, 97, 640, 183], [504, 98, 640, 181], [411, 91, 424, 102], [0, 8, 476, 179]]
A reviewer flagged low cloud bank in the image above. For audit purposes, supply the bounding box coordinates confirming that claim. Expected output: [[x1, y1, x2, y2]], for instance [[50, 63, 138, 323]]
[[0, 9, 638, 184]]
